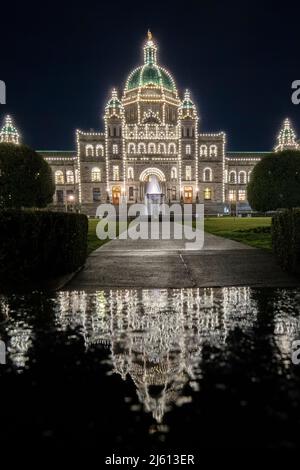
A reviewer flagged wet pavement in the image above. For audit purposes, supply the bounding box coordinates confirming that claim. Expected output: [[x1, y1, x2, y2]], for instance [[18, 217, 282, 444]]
[[1, 287, 300, 450], [68, 224, 298, 289]]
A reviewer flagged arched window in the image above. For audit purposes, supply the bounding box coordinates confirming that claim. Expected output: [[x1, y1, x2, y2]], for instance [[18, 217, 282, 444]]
[[55, 170, 64, 184], [138, 143, 146, 154], [128, 143, 136, 154], [96, 145, 104, 157], [229, 171, 237, 184], [248, 171, 252, 182], [113, 165, 119, 181], [203, 168, 212, 182], [168, 143, 176, 154], [185, 166, 192, 181], [200, 145, 208, 157], [238, 171, 246, 184], [148, 143, 156, 154], [171, 167, 177, 180], [112, 144, 118, 155], [66, 170, 74, 184], [186, 144, 191, 155], [127, 166, 134, 180], [210, 145, 217, 157], [85, 145, 94, 157], [91, 167, 101, 182], [158, 143, 166, 153], [204, 188, 212, 200]]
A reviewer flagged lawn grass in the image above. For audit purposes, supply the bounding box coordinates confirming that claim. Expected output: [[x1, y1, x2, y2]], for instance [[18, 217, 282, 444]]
[[87, 219, 125, 254], [88, 216, 273, 254], [204, 217, 272, 250]]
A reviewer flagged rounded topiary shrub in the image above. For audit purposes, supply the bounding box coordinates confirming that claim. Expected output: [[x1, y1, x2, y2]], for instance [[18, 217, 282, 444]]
[[0, 210, 88, 285], [0, 143, 54, 209], [247, 150, 300, 212]]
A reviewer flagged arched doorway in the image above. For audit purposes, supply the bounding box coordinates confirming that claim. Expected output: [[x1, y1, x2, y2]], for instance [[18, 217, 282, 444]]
[[112, 185, 121, 205], [139, 168, 166, 203]]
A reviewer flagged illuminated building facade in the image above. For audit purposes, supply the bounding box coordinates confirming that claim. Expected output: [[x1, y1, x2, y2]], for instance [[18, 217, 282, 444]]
[[1, 33, 299, 215]]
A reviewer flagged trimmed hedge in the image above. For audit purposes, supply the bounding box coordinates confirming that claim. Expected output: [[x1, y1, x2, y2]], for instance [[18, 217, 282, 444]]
[[272, 209, 300, 274], [0, 210, 88, 283]]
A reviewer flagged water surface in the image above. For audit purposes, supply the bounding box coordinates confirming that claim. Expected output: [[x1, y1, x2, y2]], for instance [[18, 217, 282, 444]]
[[1, 287, 300, 450]]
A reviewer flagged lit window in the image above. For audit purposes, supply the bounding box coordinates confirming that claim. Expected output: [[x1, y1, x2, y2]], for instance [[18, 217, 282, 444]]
[[66, 170, 74, 184], [127, 167, 134, 180], [75, 169, 80, 183], [171, 167, 177, 180], [85, 145, 94, 157], [128, 143, 135, 154], [203, 168, 212, 182], [113, 165, 119, 181], [229, 190, 236, 202], [158, 143, 166, 153], [96, 145, 104, 157], [148, 143, 156, 154], [224, 170, 228, 183], [112, 144, 118, 155], [168, 143, 176, 154], [91, 167, 101, 182], [185, 166, 192, 181], [204, 188, 212, 200], [200, 145, 207, 157], [210, 145, 217, 157], [229, 171, 236, 184], [238, 190, 246, 201], [186, 144, 191, 155], [55, 170, 64, 184], [239, 171, 246, 184], [138, 143, 146, 154]]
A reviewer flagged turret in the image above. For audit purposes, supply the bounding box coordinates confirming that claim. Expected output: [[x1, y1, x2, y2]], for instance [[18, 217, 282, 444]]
[[274, 118, 299, 152], [0, 115, 20, 144]]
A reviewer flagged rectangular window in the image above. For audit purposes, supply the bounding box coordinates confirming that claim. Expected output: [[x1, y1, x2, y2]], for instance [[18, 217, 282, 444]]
[[129, 187, 134, 201], [238, 190, 246, 201], [186, 145, 191, 155], [56, 190, 64, 204], [185, 166, 192, 181], [113, 165, 119, 181], [229, 190, 236, 202], [172, 186, 176, 200], [93, 188, 101, 202], [112, 144, 118, 155]]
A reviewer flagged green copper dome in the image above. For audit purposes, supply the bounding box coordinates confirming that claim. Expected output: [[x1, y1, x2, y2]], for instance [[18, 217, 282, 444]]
[[125, 32, 177, 93], [127, 65, 176, 92]]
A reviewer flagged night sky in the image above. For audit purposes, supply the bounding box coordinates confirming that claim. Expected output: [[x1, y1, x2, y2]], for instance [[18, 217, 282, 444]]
[[1, 0, 299, 151]]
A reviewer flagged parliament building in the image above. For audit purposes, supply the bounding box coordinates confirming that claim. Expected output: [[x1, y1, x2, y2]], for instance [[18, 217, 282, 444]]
[[1, 32, 299, 215]]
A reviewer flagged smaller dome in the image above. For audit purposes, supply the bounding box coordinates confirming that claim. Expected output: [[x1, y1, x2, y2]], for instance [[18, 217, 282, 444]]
[[105, 89, 123, 118], [179, 90, 197, 119], [0, 115, 20, 144]]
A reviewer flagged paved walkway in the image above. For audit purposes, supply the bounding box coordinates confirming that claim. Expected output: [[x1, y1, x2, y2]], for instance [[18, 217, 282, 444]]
[[67, 223, 299, 289]]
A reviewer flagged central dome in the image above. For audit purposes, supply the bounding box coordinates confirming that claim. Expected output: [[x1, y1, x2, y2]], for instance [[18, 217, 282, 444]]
[[125, 31, 177, 94], [126, 64, 176, 92]]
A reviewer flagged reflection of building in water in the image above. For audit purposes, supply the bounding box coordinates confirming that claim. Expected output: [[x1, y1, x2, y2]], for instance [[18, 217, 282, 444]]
[[273, 290, 300, 368], [56, 287, 257, 422]]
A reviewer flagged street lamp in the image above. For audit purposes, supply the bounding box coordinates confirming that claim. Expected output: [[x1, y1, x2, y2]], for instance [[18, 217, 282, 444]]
[[66, 193, 75, 212]]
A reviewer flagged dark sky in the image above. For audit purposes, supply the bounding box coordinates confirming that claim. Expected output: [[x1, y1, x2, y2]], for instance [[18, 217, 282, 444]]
[[1, 0, 299, 151]]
